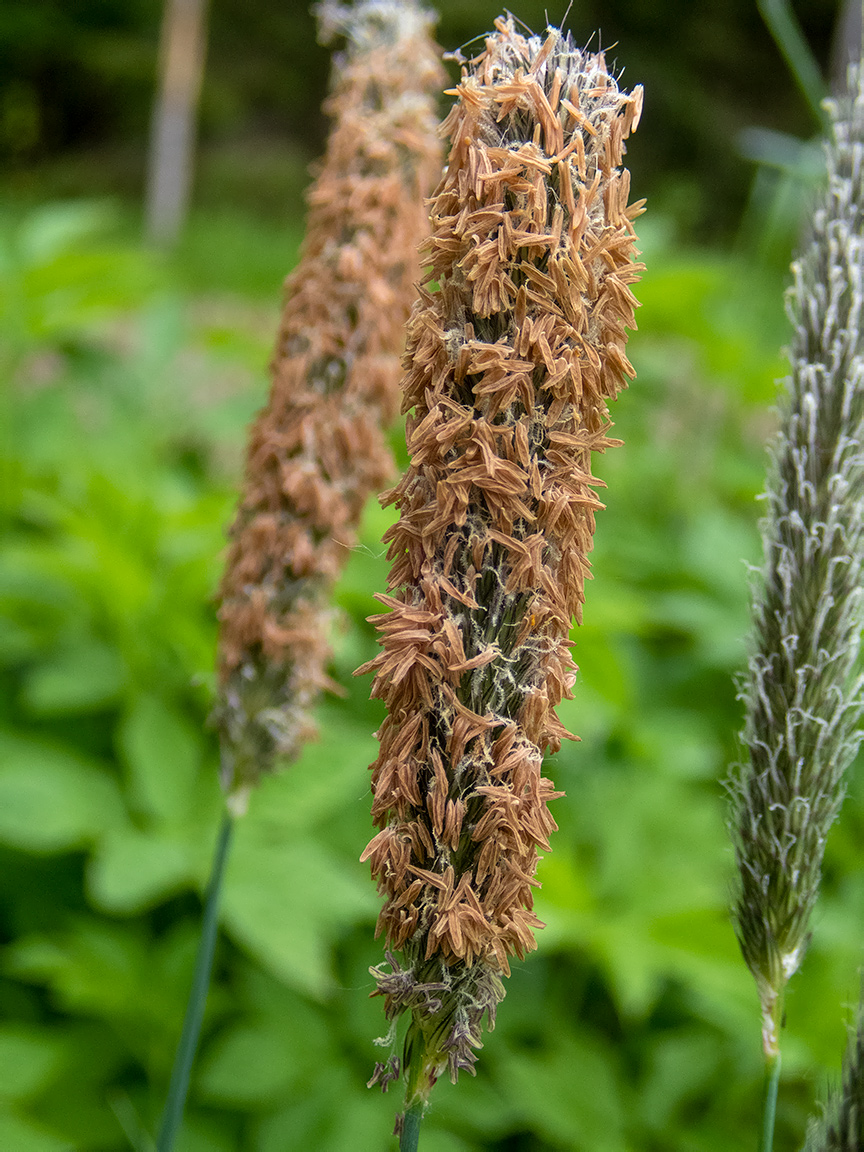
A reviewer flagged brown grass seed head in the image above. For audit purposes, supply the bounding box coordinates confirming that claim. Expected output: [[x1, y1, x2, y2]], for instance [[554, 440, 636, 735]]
[[214, 0, 444, 808], [359, 15, 643, 1092]]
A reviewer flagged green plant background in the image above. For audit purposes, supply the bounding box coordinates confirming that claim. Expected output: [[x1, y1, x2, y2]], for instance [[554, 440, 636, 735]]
[[2, 3, 863, 1151]]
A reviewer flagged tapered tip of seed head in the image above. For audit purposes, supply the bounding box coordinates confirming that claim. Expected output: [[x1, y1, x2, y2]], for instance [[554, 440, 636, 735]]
[[315, 0, 436, 48], [478, 15, 640, 116]]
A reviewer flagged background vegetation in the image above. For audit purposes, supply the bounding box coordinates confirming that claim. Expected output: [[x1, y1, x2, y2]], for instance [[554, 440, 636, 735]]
[[1, 2, 861, 1150]]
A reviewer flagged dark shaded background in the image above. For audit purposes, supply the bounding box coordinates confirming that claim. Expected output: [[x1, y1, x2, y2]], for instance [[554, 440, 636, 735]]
[[0, 0, 840, 238]]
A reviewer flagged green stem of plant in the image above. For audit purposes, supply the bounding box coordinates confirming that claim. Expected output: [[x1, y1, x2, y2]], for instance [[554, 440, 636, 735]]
[[757, 0, 826, 126], [760, 1049, 782, 1152], [399, 1034, 429, 1152], [399, 1101, 423, 1152], [156, 809, 234, 1152]]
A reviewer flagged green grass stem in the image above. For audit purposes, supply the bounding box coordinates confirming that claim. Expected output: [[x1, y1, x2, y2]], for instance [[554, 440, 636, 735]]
[[398, 1034, 432, 1152], [758, 0, 826, 126], [760, 1050, 782, 1152], [399, 1101, 423, 1152], [156, 810, 234, 1152]]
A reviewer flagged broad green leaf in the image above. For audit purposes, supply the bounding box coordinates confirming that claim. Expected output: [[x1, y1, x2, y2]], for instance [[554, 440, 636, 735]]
[[0, 1107, 71, 1152], [638, 1030, 723, 1133], [16, 202, 116, 264], [255, 1068, 392, 1152], [198, 973, 336, 1108], [0, 732, 122, 852], [421, 1131, 477, 1152], [197, 1024, 297, 1106], [87, 826, 196, 913], [221, 830, 377, 1000], [534, 852, 594, 950], [20, 641, 126, 714], [497, 1034, 627, 1151], [644, 909, 755, 1032], [424, 1066, 517, 1143], [247, 709, 377, 835], [174, 1113, 235, 1152], [628, 710, 722, 779], [0, 1027, 63, 1101], [321, 1089, 400, 1152], [7, 922, 208, 1074], [6, 926, 148, 1021], [117, 695, 201, 826]]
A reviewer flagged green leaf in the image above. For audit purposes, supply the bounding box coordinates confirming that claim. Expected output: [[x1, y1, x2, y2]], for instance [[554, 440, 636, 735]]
[[197, 1024, 297, 1106], [0, 732, 122, 852], [221, 829, 377, 1000], [0, 1106, 72, 1152], [6, 922, 207, 1070], [174, 1113, 235, 1152], [497, 1034, 628, 1151], [198, 977, 336, 1108], [16, 201, 116, 264], [117, 696, 201, 826], [6, 926, 147, 1021], [87, 826, 196, 913], [421, 1129, 477, 1152], [21, 641, 127, 714], [254, 1068, 392, 1152], [638, 1030, 723, 1133], [425, 1067, 517, 1143], [0, 1027, 63, 1101], [247, 708, 378, 835]]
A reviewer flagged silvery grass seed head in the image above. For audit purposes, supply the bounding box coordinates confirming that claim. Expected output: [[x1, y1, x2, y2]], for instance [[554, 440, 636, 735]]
[[728, 62, 864, 1058]]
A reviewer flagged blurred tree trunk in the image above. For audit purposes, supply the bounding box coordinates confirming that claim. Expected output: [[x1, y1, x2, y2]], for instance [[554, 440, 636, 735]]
[[145, 0, 209, 246]]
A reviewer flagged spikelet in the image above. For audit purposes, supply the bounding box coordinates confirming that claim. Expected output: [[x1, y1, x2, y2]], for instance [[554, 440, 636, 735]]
[[215, 0, 443, 806], [357, 16, 644, 1105], [804, 988, 864, 1150], [728, 64, 864, 1058]]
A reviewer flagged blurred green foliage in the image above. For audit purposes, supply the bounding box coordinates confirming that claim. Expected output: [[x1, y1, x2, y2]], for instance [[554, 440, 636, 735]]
[[1, 191, 864, 1150]]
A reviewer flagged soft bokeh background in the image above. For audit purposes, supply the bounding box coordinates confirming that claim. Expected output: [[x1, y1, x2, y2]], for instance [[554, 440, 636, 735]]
[[2, 1, 862, 1150]]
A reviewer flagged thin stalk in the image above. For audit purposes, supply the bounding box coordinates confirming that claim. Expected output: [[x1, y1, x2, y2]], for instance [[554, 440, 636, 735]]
[[156, 810, 234, 1152], [399, 1103, 423, 1152], [399, 1040, 428, 1152], [761, 1050, 782, 1152], [108, 1091, 157, 1152], [758, 0, 827, 126]]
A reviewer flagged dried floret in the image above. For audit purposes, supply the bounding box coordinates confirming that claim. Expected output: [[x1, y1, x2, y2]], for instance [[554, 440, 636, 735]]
[[359, 15, 643, 1108], [215, 0, 443, 805]]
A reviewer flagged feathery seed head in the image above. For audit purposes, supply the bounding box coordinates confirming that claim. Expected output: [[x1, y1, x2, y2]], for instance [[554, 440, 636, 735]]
[[358, 15, 643, 1098], [214, 0, 443, 807], [729, 64, 864, 1057]]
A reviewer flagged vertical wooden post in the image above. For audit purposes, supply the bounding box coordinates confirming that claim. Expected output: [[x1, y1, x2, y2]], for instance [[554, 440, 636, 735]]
[[145, 0, 208, 246]]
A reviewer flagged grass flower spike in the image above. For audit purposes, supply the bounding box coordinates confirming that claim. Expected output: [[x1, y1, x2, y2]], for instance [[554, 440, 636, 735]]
[[358, 15, 643, 1119], [804, 995, 864, 1151], [215, 0, 443, 806], [729, 63, 864, 1062]]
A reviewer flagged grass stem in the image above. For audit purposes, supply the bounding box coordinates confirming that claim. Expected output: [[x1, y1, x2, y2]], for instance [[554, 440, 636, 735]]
[[399, 1101, 423, 1152], [156, 809, 234, 1152], [761, 1049, 782, 1152], [757, 0, 826, 125], [397, 1033, 430, 1152]]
